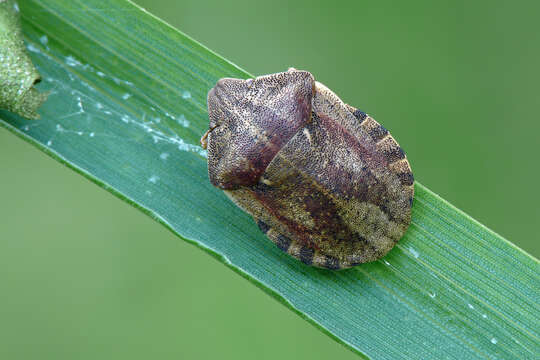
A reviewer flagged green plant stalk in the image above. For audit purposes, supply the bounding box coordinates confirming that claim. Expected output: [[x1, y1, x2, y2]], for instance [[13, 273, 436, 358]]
[[0, 0, 47, 119], [0, 1, 538, 359]]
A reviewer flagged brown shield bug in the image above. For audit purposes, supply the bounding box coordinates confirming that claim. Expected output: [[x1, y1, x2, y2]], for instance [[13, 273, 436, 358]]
[[201, 69, 413, 269]]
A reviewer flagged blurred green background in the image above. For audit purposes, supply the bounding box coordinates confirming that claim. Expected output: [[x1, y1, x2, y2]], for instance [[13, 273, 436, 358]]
[[1, 0, 538, 359]]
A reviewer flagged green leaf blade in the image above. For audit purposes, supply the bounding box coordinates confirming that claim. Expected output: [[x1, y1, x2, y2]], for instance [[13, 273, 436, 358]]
[[1, 1, 538, 359]]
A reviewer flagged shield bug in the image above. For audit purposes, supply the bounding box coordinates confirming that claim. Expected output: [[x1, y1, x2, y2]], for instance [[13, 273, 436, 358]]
[[201, 69, 413, 269]]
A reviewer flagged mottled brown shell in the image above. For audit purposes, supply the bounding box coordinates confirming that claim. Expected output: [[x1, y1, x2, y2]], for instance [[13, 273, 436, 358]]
[[204, 69, 414, 269]]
